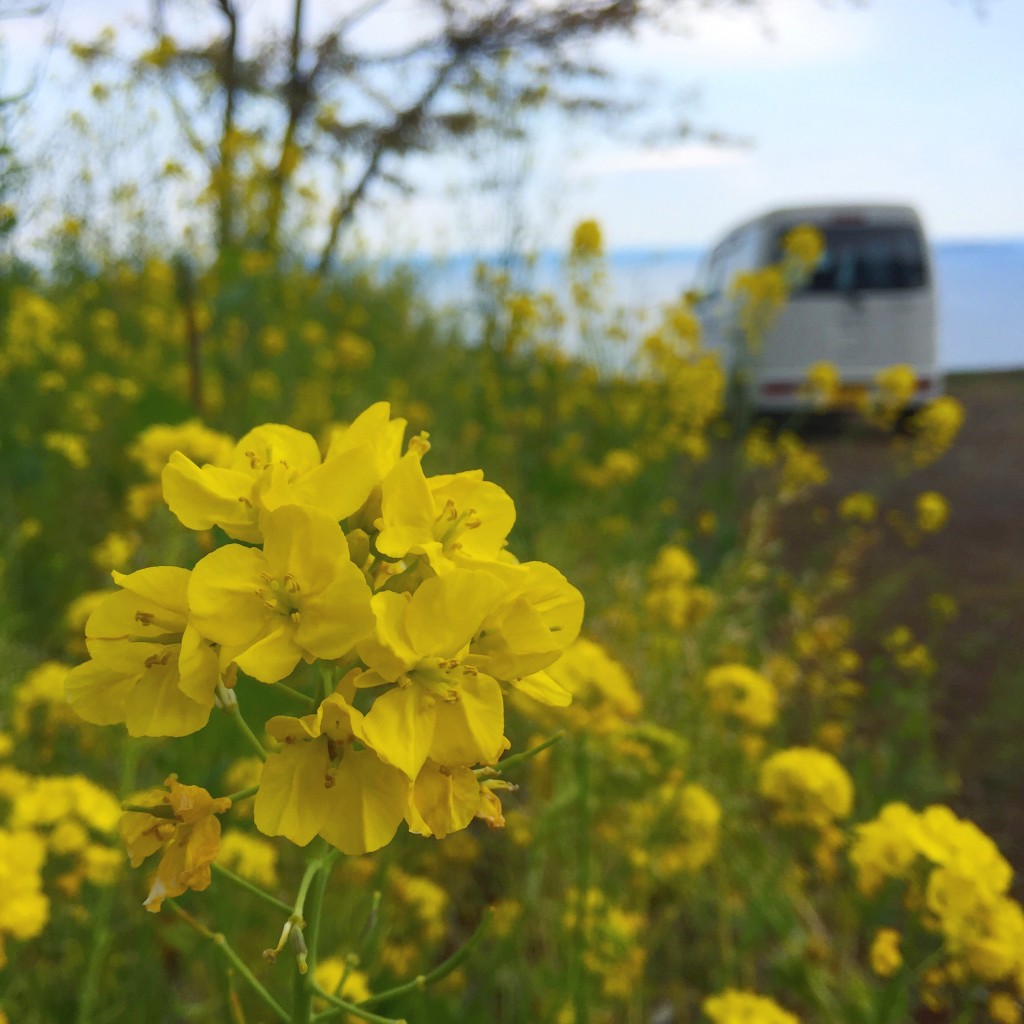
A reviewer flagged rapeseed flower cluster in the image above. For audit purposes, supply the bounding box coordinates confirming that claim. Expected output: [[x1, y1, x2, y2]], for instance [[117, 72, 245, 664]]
[[916, 490, 950, 533], [906, 395, 965, 466], [539, 637, 641, 734], [802, 360, 841, 409], [867, 364, 918, 428], [838, 491, 878, 525], [626, 774, 722, 878], [851, 802, 1024, 1004], [0, 761, 123, 960], [758, 747, 853, 831], [702, 989, 800, 1024], [644, 544, 715, 632], [67, 401, 584, 876], [704, 664, 778, 731], [0, 828, 49, 968], [741, 429, 829, 503], [562, 888, 646, 1001]]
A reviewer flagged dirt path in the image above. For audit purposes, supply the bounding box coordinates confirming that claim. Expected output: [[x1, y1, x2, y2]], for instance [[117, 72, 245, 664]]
[[786, 370, 1024, 870]]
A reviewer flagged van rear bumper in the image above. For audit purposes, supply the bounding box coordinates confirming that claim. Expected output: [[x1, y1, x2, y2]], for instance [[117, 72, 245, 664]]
[[753, 371, 944, 413]]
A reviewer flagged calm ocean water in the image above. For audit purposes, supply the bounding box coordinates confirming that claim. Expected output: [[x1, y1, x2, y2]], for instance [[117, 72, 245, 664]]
[[407, 241, 1024, 372]]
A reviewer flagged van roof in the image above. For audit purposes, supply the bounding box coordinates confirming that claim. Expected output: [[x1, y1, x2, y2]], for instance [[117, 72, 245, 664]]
[[728, 203, 925, 237]]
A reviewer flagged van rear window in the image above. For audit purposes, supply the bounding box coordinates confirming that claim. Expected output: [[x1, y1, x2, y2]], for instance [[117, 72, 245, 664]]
[[778, 225, 928, 292]]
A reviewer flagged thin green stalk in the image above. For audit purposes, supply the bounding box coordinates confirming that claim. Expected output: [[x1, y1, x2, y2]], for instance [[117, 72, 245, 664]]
[[218, 682, 268, 761], [275, 680, 318, 706], [571, 736, 592, 1024], [289, 842, 334, 1024], [76, 737, 142, 1024], [169, 900, 289, 1023], [226, 969, 247, 1024], [121, 802, 176, 817], [224, 784, 260, 804], [305, 847, 341, 980], [311, 986, 406, 1024], [212, 861, 293, 915], [484, 731, 564, 776], [357, 906, 493, 1011]]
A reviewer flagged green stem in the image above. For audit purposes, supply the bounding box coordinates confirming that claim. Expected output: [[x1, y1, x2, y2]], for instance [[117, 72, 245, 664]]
[[571, 736, 591, 1024], [169, 900, 289, 1023], [290, 842, 334, 1024], [218, 683, 268, 761], [226, 969, 247, 1024], [76, 736, 142, 1024], [356, 906, 493, 1011], [275, 680, 318, 706], [485, 731, 564, 775], [121, 802, 176, 818], [212, 862, 293, 915], [311, 985, 406, 1024], [305, 848, 340, 980], [224, 784, 260, 804]]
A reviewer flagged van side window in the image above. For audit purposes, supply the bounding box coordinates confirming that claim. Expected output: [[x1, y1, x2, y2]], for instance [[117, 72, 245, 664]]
[[777, 225, 927, 292]]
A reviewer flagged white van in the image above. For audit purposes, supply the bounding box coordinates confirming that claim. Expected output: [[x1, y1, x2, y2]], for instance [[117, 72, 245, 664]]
[[694, 204, 942, 413]]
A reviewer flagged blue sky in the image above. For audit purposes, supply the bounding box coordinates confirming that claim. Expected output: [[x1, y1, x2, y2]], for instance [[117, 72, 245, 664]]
[[3, 0, 1022, 255], [562, 0, 1024, 251]]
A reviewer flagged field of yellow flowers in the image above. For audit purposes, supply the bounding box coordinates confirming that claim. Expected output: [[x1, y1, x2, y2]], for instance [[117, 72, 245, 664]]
[[1, 219, 1021, 1024]]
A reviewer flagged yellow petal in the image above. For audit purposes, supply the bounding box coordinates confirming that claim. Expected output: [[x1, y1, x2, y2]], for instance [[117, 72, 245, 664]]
[[429, 473, 516, 562], [509, 670, 573, 708], [85, 587, 186, 653], [123, 654, 212, 737], [429, 673, 505, 767], [319, 748, 409, 855], [111, 566, 191, 617], [231, 423, 321, 476], [189, 544, 270, 647], [409, 763, 479, 839], [176, 625, 221, 706], [162, 453, 260, 542], [375, 450, 435, 559], [119, 800, 172, 867], [260, 505, 348, 593], [232, 623, 304, 684], [65, 660, 136, 726], [265, 443, 379, 520], [266, 711, 322, 743], [359, 591, 418, 680], [254, 739, 332, 846], [405, 571, 507, 658], [326, 401, 406, 480], [296, 566, 375, 660], [359, 685, 435, 779]]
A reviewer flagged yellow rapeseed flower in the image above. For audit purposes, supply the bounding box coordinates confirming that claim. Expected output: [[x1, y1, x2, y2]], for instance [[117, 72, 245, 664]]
[[869, 928, 903, 976], [916, 491, 950, 532], [704, 664, 779, 730], [758, 747, 854, 829], [66, 567, 222, 737], [119, 775, 231, 912], [0, 829, 50, 967], [188, 505, 375, 684], [703, 988, 800, 1024], [254, 686, 408, 855]]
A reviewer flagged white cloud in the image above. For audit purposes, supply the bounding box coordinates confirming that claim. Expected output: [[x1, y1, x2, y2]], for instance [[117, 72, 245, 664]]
[[573, 142, 752, 177], [608, 0, 874, 73]]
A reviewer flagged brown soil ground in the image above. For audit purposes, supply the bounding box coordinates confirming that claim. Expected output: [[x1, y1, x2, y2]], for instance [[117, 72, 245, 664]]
[[781, 370, 1024, 873]]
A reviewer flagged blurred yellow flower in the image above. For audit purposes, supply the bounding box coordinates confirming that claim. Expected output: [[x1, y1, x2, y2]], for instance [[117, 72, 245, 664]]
[[916, 491, 950, 532], [119, 776, 231, 912], [869, 928, 903, 976]]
